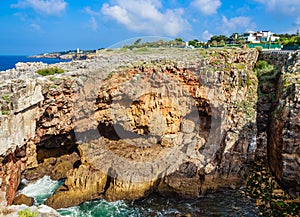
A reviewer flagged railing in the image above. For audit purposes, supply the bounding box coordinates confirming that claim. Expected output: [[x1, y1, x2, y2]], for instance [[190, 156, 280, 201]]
[[262, 50, 294, 54]]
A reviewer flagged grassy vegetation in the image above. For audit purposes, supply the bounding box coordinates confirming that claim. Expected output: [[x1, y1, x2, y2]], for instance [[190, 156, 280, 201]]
[[1, 110, 10, 115], [254, 60, 279, 82], [49, 84, 58, 89], [247, 162, 300, 217], [133, 47, 150, 53], [235, 100, 256, 119], [18, 208, 38, 217], [36, 67, 65, 76], [2, 94, 10, 103], [49, 77, 61, 82]]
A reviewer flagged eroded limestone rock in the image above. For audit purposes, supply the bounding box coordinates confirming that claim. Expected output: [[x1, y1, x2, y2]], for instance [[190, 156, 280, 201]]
[[269, 51, 300, 197], [0, 48, 263, 209], [48, 49, 259, 208], [45, 164, 107, 209]]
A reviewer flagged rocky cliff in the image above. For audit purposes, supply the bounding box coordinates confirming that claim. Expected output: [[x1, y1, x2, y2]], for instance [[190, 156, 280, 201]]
[[44, 48, 260, 208], [0, 48, 299, 211], [268, 51, 300, 197]]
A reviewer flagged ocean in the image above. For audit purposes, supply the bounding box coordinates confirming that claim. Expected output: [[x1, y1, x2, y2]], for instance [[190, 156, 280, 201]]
[[0, 55, 70, 72], [19, 176, 260, 217]]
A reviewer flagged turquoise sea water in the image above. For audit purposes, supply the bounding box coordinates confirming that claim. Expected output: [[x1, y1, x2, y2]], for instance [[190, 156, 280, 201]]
[[19, 176, 260, 217], [0, 55, 69, 71]]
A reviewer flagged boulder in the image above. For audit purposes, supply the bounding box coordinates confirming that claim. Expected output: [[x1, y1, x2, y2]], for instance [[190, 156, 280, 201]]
[[12, 194, 34, 206], [158, 162, 202, 199], [23, 151, 80, 181], [45, 164, 107, 209]]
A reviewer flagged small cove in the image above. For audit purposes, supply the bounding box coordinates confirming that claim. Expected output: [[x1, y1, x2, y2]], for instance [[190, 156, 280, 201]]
[[18, 176, 260, 217]]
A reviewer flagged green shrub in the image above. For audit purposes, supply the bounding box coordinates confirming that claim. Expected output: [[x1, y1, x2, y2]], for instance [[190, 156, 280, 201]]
[[255, 60, 268, 70], [2, 94, 10, 103], [37, 67, 65, 76], [18, 208, 38, 217], [49, 84, 57, 89], [255, 46, 263, 52], [1, 110, 10, 115]]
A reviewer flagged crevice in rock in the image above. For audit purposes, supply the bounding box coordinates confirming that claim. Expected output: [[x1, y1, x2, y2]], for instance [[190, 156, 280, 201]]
[[214, 131, 229, 165], [36, 131, 78, 163], [103, 168, 113, 193], [255, 52, 288, 161], [97, 123, 160, 141], [23, 130, 81, 181]]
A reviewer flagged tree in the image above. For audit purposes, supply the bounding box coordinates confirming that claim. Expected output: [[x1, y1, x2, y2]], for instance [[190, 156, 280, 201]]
[[188, 39, 199, 47], [219, 39, 226, 46], [208, 35, 229, 45], [211, 40, 218, 46], [237, 37, 246, 45], [133, 38, 142, 45], [175, 38, 183, 42]]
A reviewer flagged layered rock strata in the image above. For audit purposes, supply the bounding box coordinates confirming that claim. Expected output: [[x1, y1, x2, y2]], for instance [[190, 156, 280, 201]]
[[255, 51, 290, 160], [46, 48, 259, 208], [268, 51, 300, 197], [0, 48, 298, 210]]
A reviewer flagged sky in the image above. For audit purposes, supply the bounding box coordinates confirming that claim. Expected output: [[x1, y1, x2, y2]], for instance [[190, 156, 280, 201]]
[[0, 0, 300, 55]]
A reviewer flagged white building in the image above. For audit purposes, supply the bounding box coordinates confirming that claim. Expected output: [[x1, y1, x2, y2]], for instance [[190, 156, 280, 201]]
[[243, 31, 280, 43]]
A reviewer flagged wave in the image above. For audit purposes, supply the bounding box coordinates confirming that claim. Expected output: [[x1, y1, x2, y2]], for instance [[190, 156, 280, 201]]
[[20, 176, 64, 205], [17, 176, 259, 217]]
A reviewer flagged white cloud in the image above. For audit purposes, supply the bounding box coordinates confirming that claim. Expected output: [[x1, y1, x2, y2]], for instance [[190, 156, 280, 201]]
[[254, 0, 300, 15], [86, 17, 98, 31], [14, 12, 28, 21], [30, 23, 41, 32], [191, 0, 221, 15], [85, 7, 101, 16], [101, 0, 190, 37], [220, 16, 256, 35], [11, 0, 67, 16], [201, 30, 213, 40]]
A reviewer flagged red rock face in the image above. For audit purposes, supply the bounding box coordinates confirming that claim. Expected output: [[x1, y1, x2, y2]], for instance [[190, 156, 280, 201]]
[[0, 78, 77, 206], [0, 148, 26, 205]]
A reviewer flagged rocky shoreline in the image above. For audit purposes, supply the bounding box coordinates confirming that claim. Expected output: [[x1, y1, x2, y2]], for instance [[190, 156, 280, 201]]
[[0, 48, 299, 216], [246, 159, 300, 216]]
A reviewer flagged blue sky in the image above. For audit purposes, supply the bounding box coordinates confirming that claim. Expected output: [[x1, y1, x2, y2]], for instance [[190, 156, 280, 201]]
[[1, 0, 299, 55]]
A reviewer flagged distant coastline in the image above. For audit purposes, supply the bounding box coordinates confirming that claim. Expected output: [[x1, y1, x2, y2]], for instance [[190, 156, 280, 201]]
[[0, 55, 70, 72], [28, 49, 99, 61], [28, 53, 84, 60]]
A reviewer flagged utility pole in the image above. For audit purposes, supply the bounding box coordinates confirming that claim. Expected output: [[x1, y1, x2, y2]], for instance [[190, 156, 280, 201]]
[[297, 29, 299, 36]]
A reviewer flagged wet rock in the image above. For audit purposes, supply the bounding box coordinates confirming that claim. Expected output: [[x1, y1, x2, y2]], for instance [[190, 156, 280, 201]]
[[12, 194, 34, 206], [23, 151, 80, 181], [105, 178, 159, 201], [158, 162, 201, 199], [45, 164, 107, 209]]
